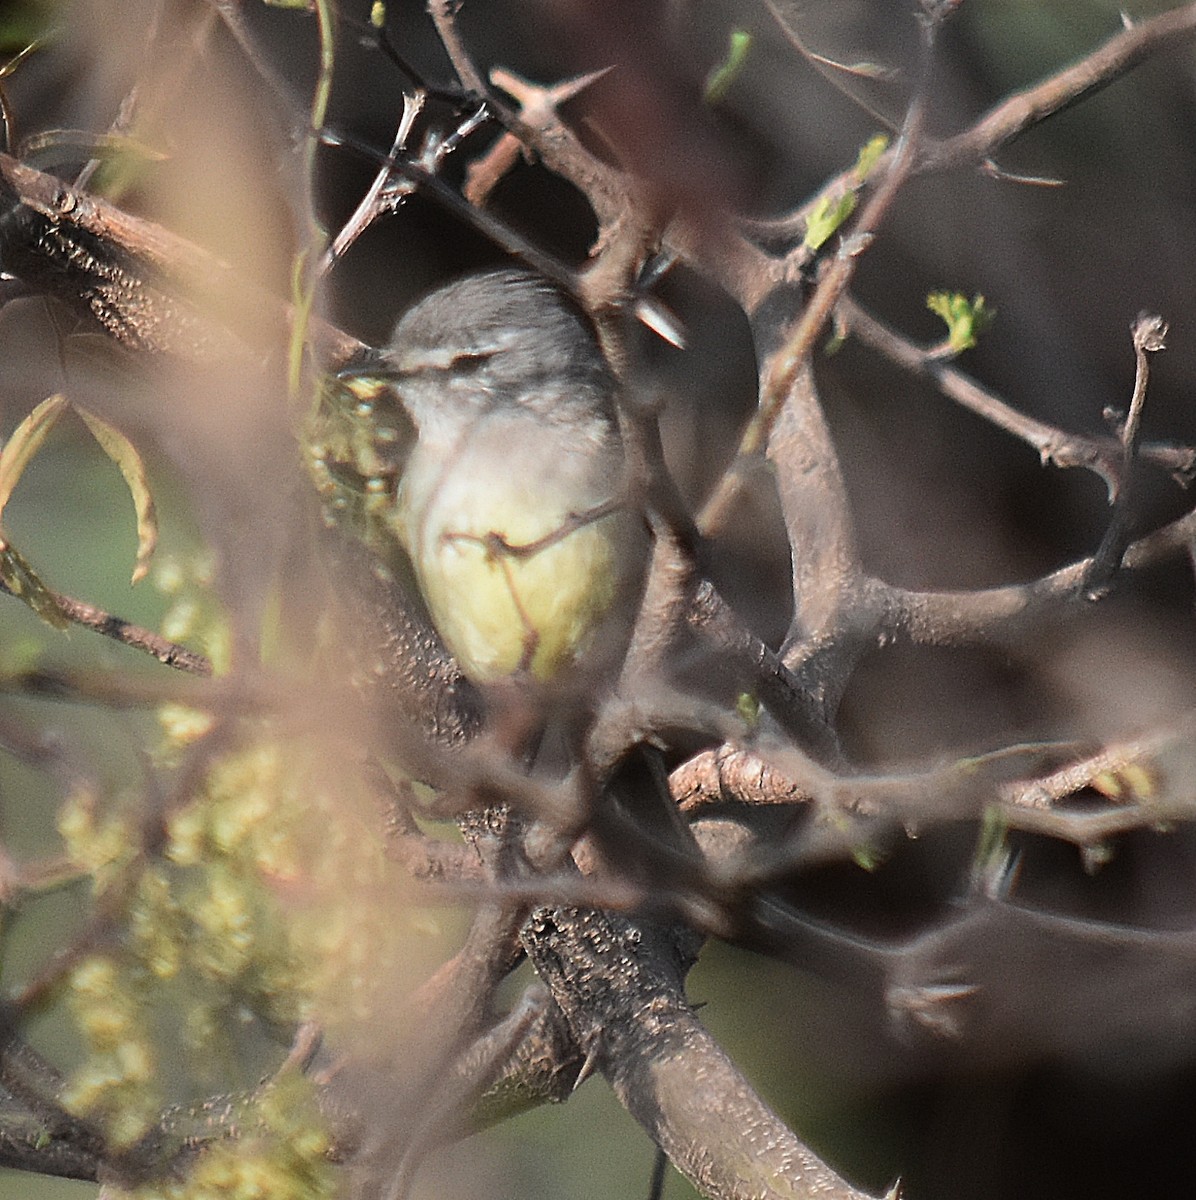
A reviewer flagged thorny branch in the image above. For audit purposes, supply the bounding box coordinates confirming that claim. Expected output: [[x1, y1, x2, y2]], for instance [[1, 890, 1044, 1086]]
[[752, 2, 1196, 242], [837, 295, 1196, 490], [3, 2, 1196, 1199], [1083, 312, 1169, 591], [700, 11, 941, 538]]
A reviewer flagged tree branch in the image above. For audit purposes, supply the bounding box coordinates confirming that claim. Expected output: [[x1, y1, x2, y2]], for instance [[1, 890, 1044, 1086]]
[[521, 906, 883, 1200], [837, 295, 1196, 491]]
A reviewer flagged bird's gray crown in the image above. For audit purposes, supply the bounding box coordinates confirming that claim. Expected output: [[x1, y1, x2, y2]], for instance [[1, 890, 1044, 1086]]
[[384, 269, 616, 429]]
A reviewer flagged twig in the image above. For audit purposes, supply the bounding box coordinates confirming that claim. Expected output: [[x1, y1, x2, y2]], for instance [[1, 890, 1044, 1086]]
[[384, 989, 543, 1199], [316, 129, 581, 296], [865, 486, 1196, 650], [672, 744, 813, 815], [922, 2, 1196, 172], [764, 361, 864, 720], [385, 829, 486, 884], [522, 906, 882, 1200], [0, 667, 213, 707], [760, 0, 901, 132], [468, 67, 611, 206], [0, 152, 367, 365], [0, 581, 211, 675], [321, 91, 426, 272], [753, 2, 1196, 243], [838, 296, 1194, 491], [426, 0, 488, 97], [699, 10, 942, 537], [72, 0, 169, 191], [0, 1028, 106, 1183], [1083, 312, 1168, 592]]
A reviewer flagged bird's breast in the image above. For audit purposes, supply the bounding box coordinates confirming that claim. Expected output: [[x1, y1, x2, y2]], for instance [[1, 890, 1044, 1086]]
[[392, 413, 643, 684]]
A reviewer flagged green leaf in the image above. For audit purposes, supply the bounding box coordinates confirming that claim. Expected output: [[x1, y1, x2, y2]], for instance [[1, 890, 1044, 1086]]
[[370, 2, 386, 28], [0, 394, 68, 525], [704, 28, 752, 104], [803, 190, 856, 252], [802, 134, 890, 253], [853, 133, 889, 180], [735, 691, 761, 728], [926, 291, 996, 354], [969, 804, 1009, 889], [851, 842, 883, 872], [76, 406, 159, 585], [0, 542, 68, 628]]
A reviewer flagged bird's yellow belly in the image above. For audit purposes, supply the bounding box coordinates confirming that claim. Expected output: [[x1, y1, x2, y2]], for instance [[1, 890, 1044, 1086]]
[[415, 503, 625, 683]]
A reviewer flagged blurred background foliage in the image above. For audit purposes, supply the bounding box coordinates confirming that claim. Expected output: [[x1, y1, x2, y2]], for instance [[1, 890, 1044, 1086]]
[[1, 1, 1195, 1198]]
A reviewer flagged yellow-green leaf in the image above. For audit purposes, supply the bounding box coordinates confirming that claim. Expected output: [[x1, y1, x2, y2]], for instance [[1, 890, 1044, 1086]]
[[704, 29, 752, 105], [735, 691, 761, 728], [853, 134, 889, 181], [926, 291, 996, 354], [851, 841, 883, 871], [804, 190, 856, 252], [75, 406, 158, 585], [0, 394, 68, 525], [0, 542, 68, 628], [802, 135, 890, 254], [20, 129, 168, 173]]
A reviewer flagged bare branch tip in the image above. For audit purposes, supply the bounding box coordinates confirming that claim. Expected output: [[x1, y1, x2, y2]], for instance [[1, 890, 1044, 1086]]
[[1133, 311, 1168, 352], [918, 0, 966, 28]]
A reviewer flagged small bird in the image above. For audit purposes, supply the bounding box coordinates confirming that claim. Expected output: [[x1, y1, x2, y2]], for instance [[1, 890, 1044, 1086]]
[[375, 268, 647, 694]]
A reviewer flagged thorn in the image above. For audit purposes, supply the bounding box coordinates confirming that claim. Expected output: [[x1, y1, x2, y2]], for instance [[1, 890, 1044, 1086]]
[[490, 65, 614, 115], [980, 158, 1066, 188], [635, 296, 686, 348], [573, 1042, 601, 1091], [888, 980, 981, 1040]]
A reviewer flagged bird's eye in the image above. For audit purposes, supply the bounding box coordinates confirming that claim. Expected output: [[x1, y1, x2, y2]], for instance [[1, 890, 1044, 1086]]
[[386, 344, 498, 376], [448, 349, 496, 373]]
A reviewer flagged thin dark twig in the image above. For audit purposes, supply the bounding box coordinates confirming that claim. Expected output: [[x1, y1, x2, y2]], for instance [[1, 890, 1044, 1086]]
[[648, 1145, 669, 1200], [426, 0, 488, 96], [0, 583, 211, 675], [923, 2, 1196, 172], [753, 2, 1196, 243], [0, 667, 214, 707], [839, 295, 1194, 488], [328, 3, 463, 99], [321, 91, 425, 273], [699, 12, 941, 536], [207, 0, 307, 116], [760, 0, 901, 130], [443, 498, 630, 562], [316, 128, 580, 297], [1084, 313, 1168, 592], [323, 98, 490, 273]]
